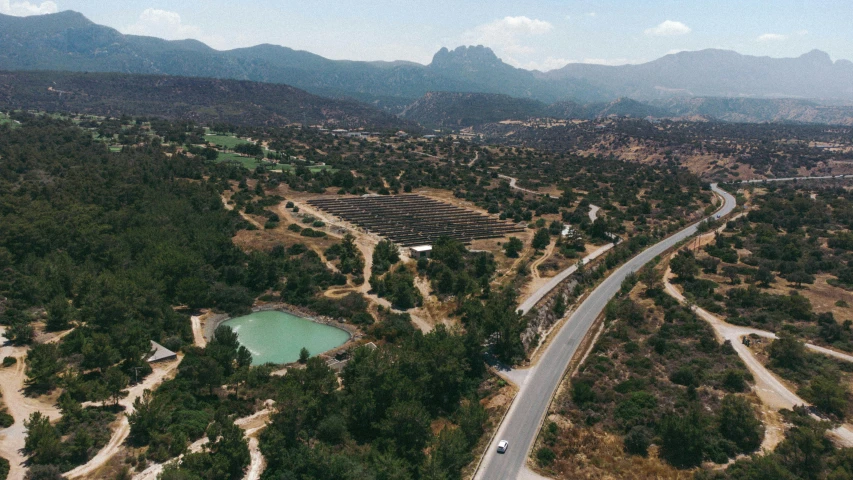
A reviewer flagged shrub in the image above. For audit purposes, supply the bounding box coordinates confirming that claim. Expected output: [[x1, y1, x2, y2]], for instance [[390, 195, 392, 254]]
[[535, 447, 556, 466], [722, 369, 748, 392], [624, 425, 653, 456], [718, 394, 764, 453], [0, 410, 13, 428]]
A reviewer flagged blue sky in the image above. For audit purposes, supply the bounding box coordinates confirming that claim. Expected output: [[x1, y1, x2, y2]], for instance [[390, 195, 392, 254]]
[[3, 0, 851, 70]]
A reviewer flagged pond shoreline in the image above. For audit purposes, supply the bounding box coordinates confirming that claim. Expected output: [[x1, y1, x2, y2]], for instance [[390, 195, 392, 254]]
[[202, 303, 360, 365]]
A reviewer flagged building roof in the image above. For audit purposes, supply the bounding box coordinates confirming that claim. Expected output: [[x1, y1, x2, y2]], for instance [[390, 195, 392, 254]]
[[411, 245, 432, 252], [147, 340, 177, 363]]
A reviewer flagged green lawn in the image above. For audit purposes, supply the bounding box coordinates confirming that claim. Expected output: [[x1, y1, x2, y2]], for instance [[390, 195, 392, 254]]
[[109, 146, 123, 152], [0, 112, 16, 127], [217, 152, 264, 169], [205, 134, 250, 149]]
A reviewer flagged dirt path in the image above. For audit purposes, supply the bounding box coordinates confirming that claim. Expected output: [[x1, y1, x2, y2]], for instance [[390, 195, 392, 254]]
[[517, 243, 615, 315], [65, 356, 182, 479], [529, 242, 556, 282], [234, 407, 272, 480], [663, 268, 853, 449], [191, 314, 207, 348], [467, 151, 480, 167], [132, 435, 209, 480], [133, 407, 272, 480], [498, 175, 558, 199], [221, 193, 264, 229], [0, 328, 64, 480]]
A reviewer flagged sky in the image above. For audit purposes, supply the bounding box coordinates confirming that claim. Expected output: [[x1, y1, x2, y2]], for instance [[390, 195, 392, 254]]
[[2, 0, 852, 71]]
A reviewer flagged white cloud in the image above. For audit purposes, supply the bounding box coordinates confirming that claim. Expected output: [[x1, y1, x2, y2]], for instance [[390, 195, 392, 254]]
[[0, 0, 57, 16], [796, 29, 809, 36], [462, 16, 553, 67], [463, 16, 552, 52], [587, 12, 597, 17], [124, 8, 226, 49], [644, 20, 691, 37], [757, 33, 787, 42]]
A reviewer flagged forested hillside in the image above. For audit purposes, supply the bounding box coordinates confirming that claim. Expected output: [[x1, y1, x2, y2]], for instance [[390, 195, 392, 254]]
[[0, 71, 408, 129]]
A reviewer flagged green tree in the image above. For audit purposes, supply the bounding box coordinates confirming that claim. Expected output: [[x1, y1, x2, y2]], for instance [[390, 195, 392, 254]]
[[536, 447, 556, 466], [532, 228, 551, 250], [503, 237, 523, 258], [658, 409, 706, 468], [768, 333, 806, 371], [718, 394, 763, 453], [624, 426, 653, 456], [24, 412, 62, 465], [670, 251, 699, 281], [379, 401, 431, 466], [754, 267, 775, 287], [104, 366, 129, 406], [45, 296, 73, 331], [25, 343, 62, 393], [801, 373, 848, 419], [128, 390, 168, 445], [372, 240, 400, 275], [552, 293, 566, 317]]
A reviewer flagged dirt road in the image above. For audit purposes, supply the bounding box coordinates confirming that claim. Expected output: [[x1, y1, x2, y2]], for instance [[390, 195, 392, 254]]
[[132, 407, 272, 480], [234, 407, 272, 480], [516, 243, 614, 315], [0, 328, 63, 480], [663, 268, 853, 448], [65, 356, 182, 479], [191, 314, 207, 348]]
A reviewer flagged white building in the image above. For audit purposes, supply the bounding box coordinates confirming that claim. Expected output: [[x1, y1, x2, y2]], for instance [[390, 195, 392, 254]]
[[410, 245, 432, 259]]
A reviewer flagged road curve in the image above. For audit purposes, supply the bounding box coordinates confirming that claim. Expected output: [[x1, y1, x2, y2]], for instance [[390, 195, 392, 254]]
[[475, 184, 736, 480]]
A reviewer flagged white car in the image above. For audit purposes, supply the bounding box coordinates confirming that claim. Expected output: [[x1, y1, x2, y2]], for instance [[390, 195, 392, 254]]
[[497, 440, 509, 453]]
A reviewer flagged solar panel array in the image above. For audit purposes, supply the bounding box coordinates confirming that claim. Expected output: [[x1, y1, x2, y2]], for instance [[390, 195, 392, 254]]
[[308, 195, 523, 247]]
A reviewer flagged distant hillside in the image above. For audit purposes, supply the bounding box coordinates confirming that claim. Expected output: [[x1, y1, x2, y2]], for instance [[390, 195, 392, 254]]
[[652, 97, 853, 126], [0, 70, 408, 128], [546, 49, 853, 101], [402, 94, 674, 128], [400, 92, 547, 127]]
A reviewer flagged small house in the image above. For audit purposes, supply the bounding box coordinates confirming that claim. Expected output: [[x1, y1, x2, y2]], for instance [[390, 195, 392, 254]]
[[410, 245, 432, 259], [147, 341, 178, 363]]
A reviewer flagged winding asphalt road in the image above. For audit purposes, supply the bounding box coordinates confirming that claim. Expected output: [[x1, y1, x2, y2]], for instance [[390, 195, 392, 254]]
[[475, 184, 736, 480]]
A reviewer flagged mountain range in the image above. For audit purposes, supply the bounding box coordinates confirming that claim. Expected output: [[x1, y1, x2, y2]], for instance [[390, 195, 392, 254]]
[[2, 11, 853, 127]]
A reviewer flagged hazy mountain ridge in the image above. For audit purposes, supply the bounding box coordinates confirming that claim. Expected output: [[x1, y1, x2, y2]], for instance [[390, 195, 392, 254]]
[[548, 48, 853, 101], [0, 70, 410, 128], [0, 12, 596, 108], [402, 91, 853, 128], [651, 96, 853, 126], [401, 92, 673, 127], [3, 11, 853, 126]]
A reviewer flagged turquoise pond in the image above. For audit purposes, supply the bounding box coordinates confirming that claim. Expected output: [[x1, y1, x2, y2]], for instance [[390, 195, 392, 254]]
[[221, 310, 350, 365]]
